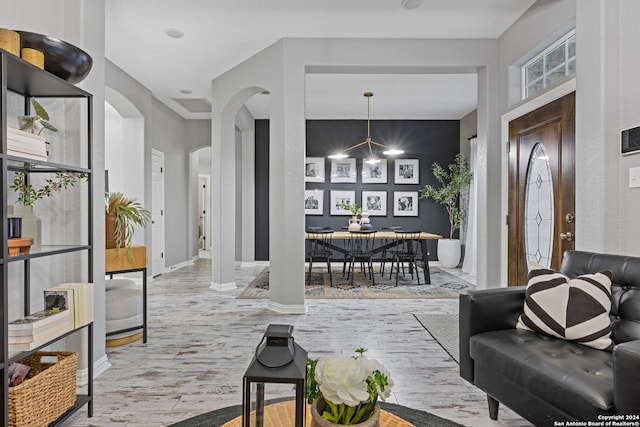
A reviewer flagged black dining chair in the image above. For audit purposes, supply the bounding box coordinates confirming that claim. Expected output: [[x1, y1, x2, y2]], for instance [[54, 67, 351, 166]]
[[306, 229, 334, 287], [388, 230, 422, 286], [344, 229, 377, 286], [378, 226, 402, 275]]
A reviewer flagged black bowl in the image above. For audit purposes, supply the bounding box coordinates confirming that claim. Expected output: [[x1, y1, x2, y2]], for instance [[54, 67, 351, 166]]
[[17, 30, 92, 84]]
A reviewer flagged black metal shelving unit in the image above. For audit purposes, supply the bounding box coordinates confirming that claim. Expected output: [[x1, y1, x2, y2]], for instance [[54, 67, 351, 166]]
[[1, 48, 93, 426]]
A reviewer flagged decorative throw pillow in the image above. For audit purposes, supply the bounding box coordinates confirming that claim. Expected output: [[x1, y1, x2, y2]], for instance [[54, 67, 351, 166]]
[[516, 266, 614, 350]]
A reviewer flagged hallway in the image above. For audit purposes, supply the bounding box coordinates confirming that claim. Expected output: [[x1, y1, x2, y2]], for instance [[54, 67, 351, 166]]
[[65, 259, 530, 427]]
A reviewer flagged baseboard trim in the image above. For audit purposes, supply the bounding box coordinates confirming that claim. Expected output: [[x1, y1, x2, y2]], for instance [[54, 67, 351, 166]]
[[240, 261, 256, 268], [166, 260, 191, 272], [77, 354, 111, 386], [267, 300, 307, 314], [210, 281, 237, 291]]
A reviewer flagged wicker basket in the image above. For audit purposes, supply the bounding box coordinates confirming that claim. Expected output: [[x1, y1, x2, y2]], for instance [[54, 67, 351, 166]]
[[8, 351, 77, 427]]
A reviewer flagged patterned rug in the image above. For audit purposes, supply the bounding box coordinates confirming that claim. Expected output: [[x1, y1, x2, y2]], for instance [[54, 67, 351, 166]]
[[413, 312, 460, 363], [237, 266, 474, 299]]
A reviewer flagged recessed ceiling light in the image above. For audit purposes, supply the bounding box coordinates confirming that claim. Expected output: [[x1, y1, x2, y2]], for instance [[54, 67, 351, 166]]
[[180, 89, 192, 94], [401, 0, 422, 9], [165, 28, 184, 39]]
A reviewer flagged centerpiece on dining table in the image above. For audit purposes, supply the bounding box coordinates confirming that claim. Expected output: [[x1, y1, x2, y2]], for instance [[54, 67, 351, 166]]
[[306, 348, 394, 427]]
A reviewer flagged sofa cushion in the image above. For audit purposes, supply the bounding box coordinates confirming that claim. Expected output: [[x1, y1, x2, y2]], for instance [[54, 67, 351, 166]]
[[470, 329, 614, 419], [516, 266, 614, 350]]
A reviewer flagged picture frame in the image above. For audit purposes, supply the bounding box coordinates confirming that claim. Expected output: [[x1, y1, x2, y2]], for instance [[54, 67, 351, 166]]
[[393, 191, 419, 216], [305, 157, 325, 183], [362, 191, 387, 216], [330, 190, 356, 215], [304, 189, 323, 215], [330, 158, 357, 183], [361, 159, 387, 183], [394, 158, 419, 184]]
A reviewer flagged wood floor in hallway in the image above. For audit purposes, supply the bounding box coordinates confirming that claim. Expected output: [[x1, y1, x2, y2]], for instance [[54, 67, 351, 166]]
[[63, 258, 532, 427]]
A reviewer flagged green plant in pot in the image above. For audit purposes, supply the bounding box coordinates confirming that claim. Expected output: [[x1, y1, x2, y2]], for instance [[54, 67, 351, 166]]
[[19, 97, 58, 135], [105, 192, 151, 256], [419, 153, 472, 268]]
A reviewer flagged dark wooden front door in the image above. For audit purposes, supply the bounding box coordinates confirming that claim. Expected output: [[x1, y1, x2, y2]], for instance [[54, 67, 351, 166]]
[[508, 92, 575, 286]]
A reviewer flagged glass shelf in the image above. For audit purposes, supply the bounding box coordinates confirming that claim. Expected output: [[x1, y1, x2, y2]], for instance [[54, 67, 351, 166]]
[[5, 244, 91, 263]]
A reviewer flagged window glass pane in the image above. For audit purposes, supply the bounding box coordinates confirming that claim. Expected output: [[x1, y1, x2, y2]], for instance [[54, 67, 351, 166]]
[[546, 67, 566, 87], [567, 36, 576, 59], [526, 58, 544, 85], [527, 80, 544, 98], [545, 44, 565, 73], [567, 58, 576, 76]]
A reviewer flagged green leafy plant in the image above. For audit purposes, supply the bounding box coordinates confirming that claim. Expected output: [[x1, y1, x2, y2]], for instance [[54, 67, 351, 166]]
[[19, 97, 58, 135], [338, 201, 362, 216], [419, 153, 472, 239], [11, 165, 88, 206], [106, 192, 151, 255], [306, 348, 393, 425]]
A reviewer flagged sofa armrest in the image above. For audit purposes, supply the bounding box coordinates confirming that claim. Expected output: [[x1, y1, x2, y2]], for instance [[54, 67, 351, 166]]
[[459, 287, 526, 383], [614, 340, 640, 414]]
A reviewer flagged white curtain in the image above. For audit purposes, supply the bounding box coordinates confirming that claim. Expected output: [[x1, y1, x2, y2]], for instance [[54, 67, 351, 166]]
[[462, 137, 477, 276]]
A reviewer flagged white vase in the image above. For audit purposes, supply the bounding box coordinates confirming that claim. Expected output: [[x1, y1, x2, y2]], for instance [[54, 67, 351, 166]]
[[348, 216, 361, 231], [437, 239, 461, 268], [9, 204, 42, 248], [310, 399, 380, 427]]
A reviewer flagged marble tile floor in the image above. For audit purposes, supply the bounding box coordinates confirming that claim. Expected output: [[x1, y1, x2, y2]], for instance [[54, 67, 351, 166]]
[[63, 259, 533, 427]]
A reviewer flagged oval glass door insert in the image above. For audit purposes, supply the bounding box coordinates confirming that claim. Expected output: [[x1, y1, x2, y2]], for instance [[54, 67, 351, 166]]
[[524, 143, 554, 268]]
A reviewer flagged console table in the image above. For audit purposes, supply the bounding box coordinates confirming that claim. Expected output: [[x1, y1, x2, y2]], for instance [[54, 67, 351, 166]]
[[105, 245, 148, 343]]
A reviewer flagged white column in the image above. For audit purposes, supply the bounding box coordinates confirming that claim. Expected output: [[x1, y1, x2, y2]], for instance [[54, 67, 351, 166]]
[[241, 127, 256, 266]]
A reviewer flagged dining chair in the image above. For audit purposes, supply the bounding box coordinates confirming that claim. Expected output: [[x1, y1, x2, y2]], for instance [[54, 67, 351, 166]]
[[378, 226, 402, 275], [388, 230, 422, 286], [344, 229, 377, 286], [306, 229, 334, 287]]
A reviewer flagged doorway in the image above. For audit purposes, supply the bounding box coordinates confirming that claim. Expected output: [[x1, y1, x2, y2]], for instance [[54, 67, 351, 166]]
[[152, 149, 166, 276], [507, 92, 575, 286], [197, 175, 210, 251]]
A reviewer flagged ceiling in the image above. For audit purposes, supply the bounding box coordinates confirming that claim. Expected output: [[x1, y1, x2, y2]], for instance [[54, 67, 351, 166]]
[[105, 0, 537, 121]]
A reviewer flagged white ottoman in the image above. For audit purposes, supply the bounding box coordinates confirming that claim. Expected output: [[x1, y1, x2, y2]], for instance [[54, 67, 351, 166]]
[[105, 286, 143, 346]]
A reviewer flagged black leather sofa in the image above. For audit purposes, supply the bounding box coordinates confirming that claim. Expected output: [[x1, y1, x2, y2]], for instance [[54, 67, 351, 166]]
[[459, 251, 640, 426]]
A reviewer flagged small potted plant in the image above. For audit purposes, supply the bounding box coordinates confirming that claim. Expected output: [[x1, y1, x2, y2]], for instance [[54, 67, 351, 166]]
[[306, 348, 393, 426], [105, 192, 151, 255], [18, 97, 58, 135], [419, 153, 472, 268], [338, 202, 363, 231]]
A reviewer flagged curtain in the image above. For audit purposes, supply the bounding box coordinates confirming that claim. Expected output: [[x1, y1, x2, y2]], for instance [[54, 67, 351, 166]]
[[462, 137, 477, 276]]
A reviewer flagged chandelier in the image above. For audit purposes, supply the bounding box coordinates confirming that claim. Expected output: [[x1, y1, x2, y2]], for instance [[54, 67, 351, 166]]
[[328, 92, 404, 164]]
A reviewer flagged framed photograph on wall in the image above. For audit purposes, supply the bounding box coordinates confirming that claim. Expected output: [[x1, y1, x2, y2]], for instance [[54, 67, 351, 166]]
[[393, 191, 419, 217], [394, 159, 419, 184], [330, 190, 356, 215], [305, 157, 325, 183], [362, 191, 387, 216], [305, 189, 324, 215], [330, 158, 357, 183], [362, 159, 387, 183]]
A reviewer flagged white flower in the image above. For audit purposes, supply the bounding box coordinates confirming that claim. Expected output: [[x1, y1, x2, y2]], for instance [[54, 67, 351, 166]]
[[315, 355, 371, 406], [358, 356, 394, 400]]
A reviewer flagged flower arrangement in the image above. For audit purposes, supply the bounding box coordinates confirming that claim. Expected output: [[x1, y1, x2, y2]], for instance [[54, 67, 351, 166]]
[[306, 348, 393, 425]]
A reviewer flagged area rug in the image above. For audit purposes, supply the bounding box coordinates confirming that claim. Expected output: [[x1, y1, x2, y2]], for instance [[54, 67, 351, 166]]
[[170, 399, 463, 427], [237, 266, 474, 299], [413, 312, 460, 363]]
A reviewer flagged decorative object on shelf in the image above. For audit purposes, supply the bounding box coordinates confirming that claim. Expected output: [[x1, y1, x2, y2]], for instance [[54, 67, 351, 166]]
[[17, 31, 93, 84], [0, 28, 20, 56], [394, 158, 419, 184], [8, 217, 22, 238], [419, 153, 472, 268], [328, 92, 403, 164], [105, 192, 151, 255], [8, 205, 41, 248], [18, 97, 58, 136], [306, 348, 393, 426], [11, 166, 88, 207], [7, 237, 33, 257], [21, 47, 44, 69]]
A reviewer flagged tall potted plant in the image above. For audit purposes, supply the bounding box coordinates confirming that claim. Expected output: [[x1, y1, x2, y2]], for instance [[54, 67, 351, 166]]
[[419, 153, 472, 268], [105, 192, 151, 255]]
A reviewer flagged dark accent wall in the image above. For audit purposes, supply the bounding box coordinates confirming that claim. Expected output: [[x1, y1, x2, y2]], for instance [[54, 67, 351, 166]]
[[255, 119, 270, 261], [254, 119, 460, 261]]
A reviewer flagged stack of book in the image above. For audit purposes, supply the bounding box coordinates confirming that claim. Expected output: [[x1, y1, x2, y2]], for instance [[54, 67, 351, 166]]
[[6, 127, 47, 161], [8, 310, 70, 352], [8, 282, 94, 354]]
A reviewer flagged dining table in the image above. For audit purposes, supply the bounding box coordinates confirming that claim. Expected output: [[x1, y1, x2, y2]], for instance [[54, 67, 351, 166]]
[[305, 230, 442, 284]]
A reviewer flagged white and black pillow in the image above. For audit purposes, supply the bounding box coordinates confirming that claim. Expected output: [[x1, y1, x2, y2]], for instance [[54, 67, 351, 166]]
[[516, 266, 614, 350]]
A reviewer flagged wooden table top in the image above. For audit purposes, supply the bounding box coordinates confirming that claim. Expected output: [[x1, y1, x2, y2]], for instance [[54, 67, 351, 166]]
[[306, 231, 441, 240]]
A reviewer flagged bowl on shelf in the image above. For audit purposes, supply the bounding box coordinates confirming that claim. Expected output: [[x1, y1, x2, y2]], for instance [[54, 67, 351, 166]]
[[17, 30, 92, 84]]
